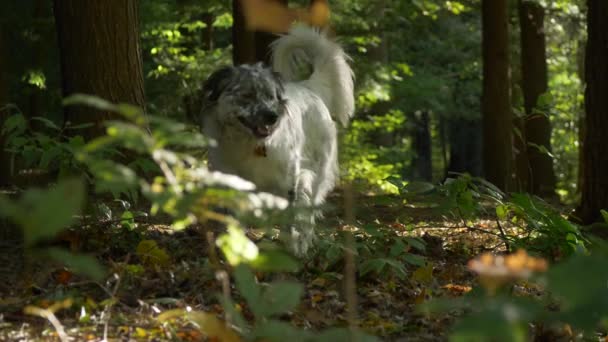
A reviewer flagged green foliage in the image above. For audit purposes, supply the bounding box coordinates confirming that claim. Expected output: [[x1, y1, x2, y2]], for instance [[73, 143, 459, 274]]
[[0, 178, 105, 281], [1, 106, 90, 178], [437, 174, 585, 258], [426, 246, 608, 340], [544, 1, 586, 202], [505, 193, 586, 257], [0, 178, 84, 246], [316, 225, 426, 280], [342, 110, 411, 194], [357, 225, 426, 279], [141, 0, 232, 118], [223, 264, 378, 342]]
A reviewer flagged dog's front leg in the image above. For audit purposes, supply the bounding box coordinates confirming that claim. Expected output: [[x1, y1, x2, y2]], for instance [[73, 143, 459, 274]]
[[287, 169, 316, 256]]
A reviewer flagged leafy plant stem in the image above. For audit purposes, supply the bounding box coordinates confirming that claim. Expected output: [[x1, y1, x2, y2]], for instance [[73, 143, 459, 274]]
[[495, 218, 511, 252]]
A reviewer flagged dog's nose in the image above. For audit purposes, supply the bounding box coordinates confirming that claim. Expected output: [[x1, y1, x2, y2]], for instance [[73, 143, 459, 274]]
[[258, 109, 279, 126]]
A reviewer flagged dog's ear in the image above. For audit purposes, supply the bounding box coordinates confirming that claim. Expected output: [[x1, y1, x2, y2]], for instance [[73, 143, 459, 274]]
[[203, 66, 236, 103]]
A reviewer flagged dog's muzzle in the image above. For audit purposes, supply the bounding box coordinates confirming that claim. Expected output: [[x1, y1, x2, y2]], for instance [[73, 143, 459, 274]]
[[238, 109, 280, 138]]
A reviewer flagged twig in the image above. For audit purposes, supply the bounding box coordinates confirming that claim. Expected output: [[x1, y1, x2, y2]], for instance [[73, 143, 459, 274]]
[[216, 270, 232, 325], [495, 218, 511, 252], [23, 304, 70, 342], [408, 223, 505, 238], [101, 255, 129, 342]]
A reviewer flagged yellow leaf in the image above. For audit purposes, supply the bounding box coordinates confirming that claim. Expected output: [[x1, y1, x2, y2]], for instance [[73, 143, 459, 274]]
[[157, 309, 241, 342], [135, 327, 147, 338], [412, 262, 434, 285], [136, 240, 171, 267]]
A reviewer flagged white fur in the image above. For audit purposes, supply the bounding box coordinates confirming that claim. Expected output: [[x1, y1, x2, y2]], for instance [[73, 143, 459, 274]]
[[203, 26, 354, 255]]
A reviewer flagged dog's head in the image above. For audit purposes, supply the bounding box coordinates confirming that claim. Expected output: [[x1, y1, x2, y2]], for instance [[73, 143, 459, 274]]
[[200, 63, 287, 139]]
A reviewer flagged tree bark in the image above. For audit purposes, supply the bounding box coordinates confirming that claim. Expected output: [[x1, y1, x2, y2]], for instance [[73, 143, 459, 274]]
[[519, 0, 556, 197], [447, 118, 483, 177], [577, 0, 608, 223], [411, 111, 432, 181], [202, 13, 215, 51], [481, 0, 512, 191], [53, 0, 146, 139], [27, 0, 47, 122], [232, 0, 287, 65]]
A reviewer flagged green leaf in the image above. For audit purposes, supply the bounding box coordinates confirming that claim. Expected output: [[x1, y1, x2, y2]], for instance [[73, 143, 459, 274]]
[[601, 209, 608, 224], [250, 249, 300, 272], [233, 265, 263, 318], [403, 253, 426, 267], [4, 178, 85, 246], [44, 248, 105, 281], [405, 237, 427, 252], [253, 320, 309, 341], [217, 295, 248, 332], [0, 195, 21, 219], [63, 93, 119, 112], [547, 254, 608, 331], [121, 211, 136, 230], [359, 259, 386, 277], [261, 281, 303, 317], [105, 121, 153, 153], [403, 181, 435, 194], [496, 204, 508, 221], [1, 112, 27, 135], [384, 259, 408, 279], [389, 239, 406, 257], [85, 159, 138, 196], [30, 117, 60, 131], [216, 225, 259, 266]]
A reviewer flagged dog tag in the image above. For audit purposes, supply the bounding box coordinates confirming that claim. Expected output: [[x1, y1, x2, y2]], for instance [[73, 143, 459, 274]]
[[254, 144, 267, 157]]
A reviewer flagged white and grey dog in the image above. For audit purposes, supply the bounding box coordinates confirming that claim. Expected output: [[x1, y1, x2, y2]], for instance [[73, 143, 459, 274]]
[[198, 25, 354, 254]]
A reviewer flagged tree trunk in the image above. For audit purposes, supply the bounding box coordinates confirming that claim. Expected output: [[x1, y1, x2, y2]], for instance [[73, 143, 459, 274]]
[[577, 0, 608, 223], [519, 0, 556, 197], [53, 0, 146, 139], [0, 25, 11, 185], [232, 0, 287, 65], [411, 111, 432, 182], [202, 13, 215, 51], [481, 0, 512, 191], [447, 118, 483, 177], [27, 0, 47, 122]]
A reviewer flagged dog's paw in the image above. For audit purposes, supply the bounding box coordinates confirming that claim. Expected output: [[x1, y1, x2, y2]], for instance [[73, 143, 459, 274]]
[[288, 225, 315, 257]]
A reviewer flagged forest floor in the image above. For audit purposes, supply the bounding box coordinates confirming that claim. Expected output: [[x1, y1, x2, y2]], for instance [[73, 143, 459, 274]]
[[0, 191, 516, 341]]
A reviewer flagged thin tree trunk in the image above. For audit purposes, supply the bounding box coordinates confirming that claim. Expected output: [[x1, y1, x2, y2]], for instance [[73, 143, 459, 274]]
[[577, 0, 608, 223], [411, 111, 432, 182], [482, 0, 512, 191], [26, 0, 48, 128], [519, 0, 555, 197], [232, 0, 287, 65], [53, 0, 146, 139], [232, 0, 256, 64], [202, 13, 215, 51], [447, 118, 483, 177]]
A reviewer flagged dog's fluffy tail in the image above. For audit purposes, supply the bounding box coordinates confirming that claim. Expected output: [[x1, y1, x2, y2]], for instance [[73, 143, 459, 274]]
[[271, 25, 354, 127]]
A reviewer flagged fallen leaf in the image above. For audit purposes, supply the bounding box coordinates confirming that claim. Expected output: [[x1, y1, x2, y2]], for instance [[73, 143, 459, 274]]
[[412, 262, 434, 285], [136, 240, 171, 267]]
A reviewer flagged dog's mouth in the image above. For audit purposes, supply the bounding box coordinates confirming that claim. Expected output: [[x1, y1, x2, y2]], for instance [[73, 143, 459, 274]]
[[237, 116, 278, 139]]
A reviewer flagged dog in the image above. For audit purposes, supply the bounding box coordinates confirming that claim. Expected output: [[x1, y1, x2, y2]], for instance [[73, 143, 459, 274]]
[[196, 25, 354, 255]]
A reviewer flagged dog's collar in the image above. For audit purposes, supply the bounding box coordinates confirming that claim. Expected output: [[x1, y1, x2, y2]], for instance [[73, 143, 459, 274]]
[[254, 144, 267, 157]]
